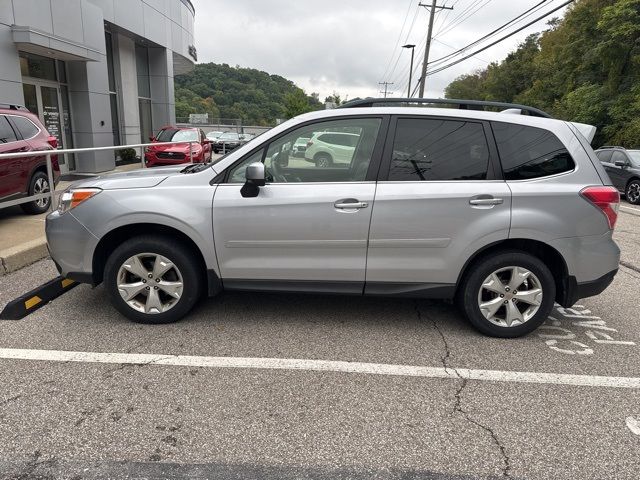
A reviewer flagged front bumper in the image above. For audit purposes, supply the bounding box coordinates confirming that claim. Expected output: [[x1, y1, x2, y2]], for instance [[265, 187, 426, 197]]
[[45, 210, 98, 283]]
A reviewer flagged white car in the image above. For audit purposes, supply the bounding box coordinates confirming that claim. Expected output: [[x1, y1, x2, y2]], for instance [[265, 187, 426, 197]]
[[304, 131, 359, 167], [206, 131, 224, 141]]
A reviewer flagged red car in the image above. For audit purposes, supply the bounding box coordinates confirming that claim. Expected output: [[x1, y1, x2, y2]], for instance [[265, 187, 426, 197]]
[[0, 104, 59, 215], [145, 126, 212, 167]]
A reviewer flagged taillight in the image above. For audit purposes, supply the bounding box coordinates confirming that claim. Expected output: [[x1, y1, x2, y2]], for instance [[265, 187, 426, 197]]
[[306, 140, 313, 147], [580, 186, 620, 230], [47, 135, 58, 149]]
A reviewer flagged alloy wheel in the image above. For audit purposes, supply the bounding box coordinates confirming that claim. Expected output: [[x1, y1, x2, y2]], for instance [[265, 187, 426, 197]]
[[627, 181, 640, 204], [116, 253, 184, 314], [477, 266, 543, 328], [34, 177, 50, 208]]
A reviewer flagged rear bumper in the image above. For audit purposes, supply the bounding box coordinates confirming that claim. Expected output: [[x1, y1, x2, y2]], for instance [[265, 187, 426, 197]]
[[559, 269, 618, 307]]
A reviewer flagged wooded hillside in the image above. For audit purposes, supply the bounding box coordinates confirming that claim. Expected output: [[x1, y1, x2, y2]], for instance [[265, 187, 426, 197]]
[[174, 63, 323, 126], [444, 0, 640, 147]]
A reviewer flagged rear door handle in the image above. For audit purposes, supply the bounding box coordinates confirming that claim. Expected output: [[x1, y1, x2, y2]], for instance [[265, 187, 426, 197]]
[[334, 199, 369, 209], [469, 197, 504, 206]]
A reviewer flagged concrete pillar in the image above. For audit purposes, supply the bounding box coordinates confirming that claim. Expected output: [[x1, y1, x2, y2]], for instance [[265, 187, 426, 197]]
[[115, 33, 141, 146], [67, 57, 114, 173], [0, 23, 24, 105], [148, 47, 175, 131]]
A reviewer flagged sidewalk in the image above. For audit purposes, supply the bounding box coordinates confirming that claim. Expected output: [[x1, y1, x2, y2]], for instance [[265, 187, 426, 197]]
[[0, 163, 141, 275]]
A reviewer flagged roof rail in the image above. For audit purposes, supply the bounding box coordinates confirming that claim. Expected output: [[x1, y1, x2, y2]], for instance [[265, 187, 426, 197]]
[[339, 97, 552, 118], [0, 103, 29, 111], [597, 146, 624, 150]]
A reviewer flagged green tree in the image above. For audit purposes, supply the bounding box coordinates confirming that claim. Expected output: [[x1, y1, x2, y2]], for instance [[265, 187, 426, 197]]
[[284, 89, 313, 118]]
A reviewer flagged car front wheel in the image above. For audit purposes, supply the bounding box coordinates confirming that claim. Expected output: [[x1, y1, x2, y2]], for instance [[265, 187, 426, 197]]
[[315, 153, 332, 168], [626, 179, 640, 205], [459, 251, 556, 338], [104, 236, 203, 324]]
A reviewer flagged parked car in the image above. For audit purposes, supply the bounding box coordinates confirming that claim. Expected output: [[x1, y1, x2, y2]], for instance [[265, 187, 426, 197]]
[[240, 133, 256, 142], [304, 131, 359, 167], [212, 132, 242, 153], [145, 126, 212, 167], [46, 99, 620, 338], [206, 131, 224, 142], [0, 104, 59, 214], [594, 146, 640, 204], [292, 137, 310, 158]]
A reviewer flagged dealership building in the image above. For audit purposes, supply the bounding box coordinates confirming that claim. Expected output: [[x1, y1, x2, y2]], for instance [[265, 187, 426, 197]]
[[0, 0, 196, 172]]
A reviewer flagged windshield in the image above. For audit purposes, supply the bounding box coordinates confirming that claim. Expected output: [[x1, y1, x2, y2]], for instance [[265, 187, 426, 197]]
[[156, 128, 199, 143], [219, 132, 240, 140], [627, 150, 640, 167]]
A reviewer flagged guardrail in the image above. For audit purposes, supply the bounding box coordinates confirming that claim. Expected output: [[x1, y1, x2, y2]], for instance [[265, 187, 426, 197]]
[[0, 140, 196, 213]]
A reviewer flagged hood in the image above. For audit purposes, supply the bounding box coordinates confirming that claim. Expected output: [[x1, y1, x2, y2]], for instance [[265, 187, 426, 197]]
[[68, 165, 187, 190]]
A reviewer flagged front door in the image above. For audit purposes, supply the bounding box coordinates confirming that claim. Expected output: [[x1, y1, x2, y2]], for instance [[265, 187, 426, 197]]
[[365, 116, 511, 294], [212, 116, 385, 293], [23, 82, 70, 173]]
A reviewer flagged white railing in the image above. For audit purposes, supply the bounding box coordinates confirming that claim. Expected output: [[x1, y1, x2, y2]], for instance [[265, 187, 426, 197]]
[[0, 141, 196, 213]]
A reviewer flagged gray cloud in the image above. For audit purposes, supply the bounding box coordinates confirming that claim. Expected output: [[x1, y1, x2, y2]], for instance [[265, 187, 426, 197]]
[[191, 0, 569, 100]]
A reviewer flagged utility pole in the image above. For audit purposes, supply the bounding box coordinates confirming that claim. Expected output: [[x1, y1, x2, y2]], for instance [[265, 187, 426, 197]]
[[417, 1, 453, 98], [378, 81, 394, 98]]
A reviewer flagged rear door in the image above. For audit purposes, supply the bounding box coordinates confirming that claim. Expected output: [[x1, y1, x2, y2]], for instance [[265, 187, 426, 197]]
[[0, 115, 30, 198], [212, 116, 386, 293], [365, 115, 511, 295]]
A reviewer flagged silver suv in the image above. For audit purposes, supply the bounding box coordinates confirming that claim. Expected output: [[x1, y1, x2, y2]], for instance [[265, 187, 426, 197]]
[[46, 99, 621, 337]]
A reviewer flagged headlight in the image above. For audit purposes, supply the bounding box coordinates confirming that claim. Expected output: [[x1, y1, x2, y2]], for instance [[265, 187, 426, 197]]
[[58, 188, 101, 214]]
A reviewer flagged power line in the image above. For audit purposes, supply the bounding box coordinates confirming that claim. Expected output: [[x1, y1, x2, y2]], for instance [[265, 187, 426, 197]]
[[436, 0, 494, 38], [379, 0, 415, 82], [429, 0, 549, 67], [425, 0, 575, 77], [385, 2, 423, 83]]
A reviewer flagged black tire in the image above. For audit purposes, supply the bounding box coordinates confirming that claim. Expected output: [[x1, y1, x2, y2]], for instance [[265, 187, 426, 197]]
[[20, 171, 51, 215], [104, 236, 204, 324], [626, 179, 640, 205], [315, 153, 333, 168], [459, 250, 556, 338]]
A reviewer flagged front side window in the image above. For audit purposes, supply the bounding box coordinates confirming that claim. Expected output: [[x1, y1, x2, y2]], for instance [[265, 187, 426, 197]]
[[227, 118, 381, 183], [0, 116, 17, 144], [389, 118, 490, 181], [626, 151, 640, 167], [596, 150, 613, 163], [493, 122, 575, 180]]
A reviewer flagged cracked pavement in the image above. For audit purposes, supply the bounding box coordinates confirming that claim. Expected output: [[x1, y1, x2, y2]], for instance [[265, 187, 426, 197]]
[[0, 205, 639, 479]]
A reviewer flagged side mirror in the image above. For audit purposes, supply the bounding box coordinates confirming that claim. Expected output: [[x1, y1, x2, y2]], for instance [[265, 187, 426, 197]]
[[149, 136, 155, 142], [203, 139, 211, 145], [614, 160, 627, 167], [240, 162, 265, 198]]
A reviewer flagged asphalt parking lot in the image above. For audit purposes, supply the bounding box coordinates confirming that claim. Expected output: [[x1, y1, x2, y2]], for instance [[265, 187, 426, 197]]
[[1, 204, 639, 480]]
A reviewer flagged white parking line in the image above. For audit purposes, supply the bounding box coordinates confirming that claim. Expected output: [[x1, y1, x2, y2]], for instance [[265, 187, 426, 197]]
[[620, 205, 640, 216], [626, 417, 640, 435], [1, 347, 639, 389]]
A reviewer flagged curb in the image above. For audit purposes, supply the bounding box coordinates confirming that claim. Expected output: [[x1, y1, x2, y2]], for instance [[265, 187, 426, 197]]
[[0, 238, 48, 276]]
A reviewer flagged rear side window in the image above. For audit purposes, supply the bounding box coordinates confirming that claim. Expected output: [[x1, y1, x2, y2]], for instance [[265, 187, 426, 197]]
[[493, 122, 575, 180], [0, 115, 18, 144], [596, 150, 613, 163], [11, 116, 40, 139], [389, 118, 490, 181]]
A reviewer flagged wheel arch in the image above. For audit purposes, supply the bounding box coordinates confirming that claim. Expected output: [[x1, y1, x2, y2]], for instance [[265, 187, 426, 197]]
[[92, 223, 220, 296], [455, 238, 569, 305]]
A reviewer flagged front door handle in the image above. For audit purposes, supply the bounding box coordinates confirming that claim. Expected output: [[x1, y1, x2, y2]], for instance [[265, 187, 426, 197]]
[[334, 199, 369, 209], [469, 196, 504, 206]]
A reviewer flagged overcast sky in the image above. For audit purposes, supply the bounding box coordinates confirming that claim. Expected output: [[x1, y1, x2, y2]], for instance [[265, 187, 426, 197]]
[[190, 0, 570, 101]]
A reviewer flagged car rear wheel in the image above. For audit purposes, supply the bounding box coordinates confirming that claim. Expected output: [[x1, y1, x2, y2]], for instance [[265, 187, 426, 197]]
[[315, 153, 332, 168], [459, 251, 555, 338], [104, 236, 203, 324], [626, 180, 640, 205], [21, 171, 51, 215]]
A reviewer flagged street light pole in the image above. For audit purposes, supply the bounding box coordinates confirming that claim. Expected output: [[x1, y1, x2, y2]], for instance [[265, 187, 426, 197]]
[[402, 44, 416, 98]]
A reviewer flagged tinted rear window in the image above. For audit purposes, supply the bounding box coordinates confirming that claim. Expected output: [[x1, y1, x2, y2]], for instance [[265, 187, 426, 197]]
[[11, 116, 40, 139], [0, 116, 17, 144], [389, 118, 490, 181], [493, 122, 575, 180]]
